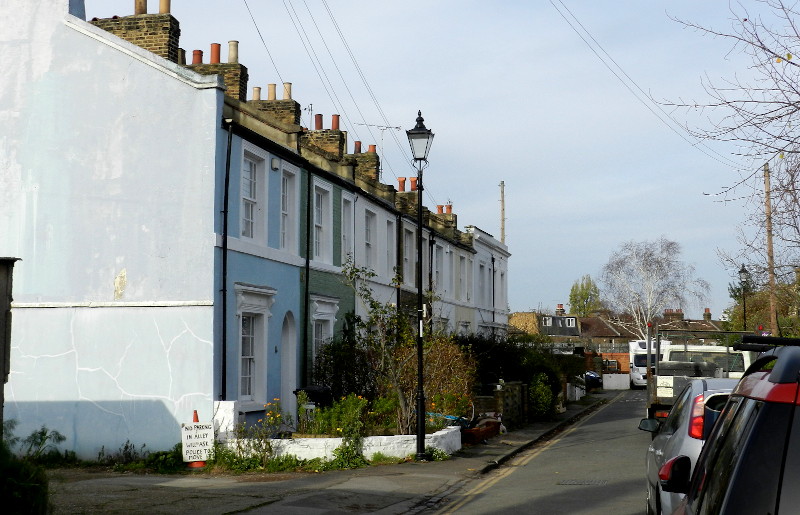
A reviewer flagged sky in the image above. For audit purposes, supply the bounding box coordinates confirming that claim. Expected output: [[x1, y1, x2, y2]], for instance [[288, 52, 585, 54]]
[[83, 1, 769, 319]]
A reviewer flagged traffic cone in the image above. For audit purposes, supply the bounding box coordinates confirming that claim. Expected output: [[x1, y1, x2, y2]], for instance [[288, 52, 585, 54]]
[[187, 409, 206, 470]]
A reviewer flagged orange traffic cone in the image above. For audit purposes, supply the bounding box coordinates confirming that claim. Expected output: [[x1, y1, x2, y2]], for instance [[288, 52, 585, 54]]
[[187, 409, 206, 470]]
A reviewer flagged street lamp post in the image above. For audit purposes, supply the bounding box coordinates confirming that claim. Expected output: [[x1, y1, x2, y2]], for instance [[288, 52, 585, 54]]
[[406, 111, 434, 460], [739, 264, 750, 331]]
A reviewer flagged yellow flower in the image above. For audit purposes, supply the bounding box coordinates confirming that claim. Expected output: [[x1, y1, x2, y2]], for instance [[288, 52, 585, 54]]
[[273, 397, 280, 401], [258, 419, 263, 423]]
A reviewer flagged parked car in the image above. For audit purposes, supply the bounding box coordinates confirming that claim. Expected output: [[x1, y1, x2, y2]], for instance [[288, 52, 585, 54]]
[[584, 370, 603, 390], [638, 378, 737, 515], [659, 344, 800, 514]]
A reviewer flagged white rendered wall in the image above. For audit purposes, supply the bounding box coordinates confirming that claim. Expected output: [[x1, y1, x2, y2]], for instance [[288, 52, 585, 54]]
[[1, 1, 222, 458]]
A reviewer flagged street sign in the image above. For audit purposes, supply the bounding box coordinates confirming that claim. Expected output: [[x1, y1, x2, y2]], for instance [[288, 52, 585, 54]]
[[181, 422, 214, 462]]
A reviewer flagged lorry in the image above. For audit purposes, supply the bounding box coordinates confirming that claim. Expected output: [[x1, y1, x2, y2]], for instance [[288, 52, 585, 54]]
[[643, 336, 755, 420], [629, 340, 670, 389]]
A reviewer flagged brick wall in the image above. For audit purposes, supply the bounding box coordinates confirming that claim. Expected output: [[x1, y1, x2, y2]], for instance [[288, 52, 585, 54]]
[[91, 14, 180, 63]]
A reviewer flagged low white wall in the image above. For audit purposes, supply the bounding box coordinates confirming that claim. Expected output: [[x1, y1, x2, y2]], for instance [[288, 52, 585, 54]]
[[566, 383, 585, 401], [602, 373, 630, 390], [224, 426, 461, 461], [272, 426, 461, 460], [213, 400, 462, 460]]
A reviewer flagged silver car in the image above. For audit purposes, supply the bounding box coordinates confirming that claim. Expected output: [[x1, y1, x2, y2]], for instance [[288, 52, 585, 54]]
[[638, 377, 738, 515]]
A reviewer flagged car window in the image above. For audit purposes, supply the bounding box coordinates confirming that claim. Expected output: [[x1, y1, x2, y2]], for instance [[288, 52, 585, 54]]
[[669, 351, 745, 372], [633, 354, 661, 367], [777, 405, 800, 512], [693, 398, 789, 514], [691, 396, 749, 514], [661, 384, 691, 435]]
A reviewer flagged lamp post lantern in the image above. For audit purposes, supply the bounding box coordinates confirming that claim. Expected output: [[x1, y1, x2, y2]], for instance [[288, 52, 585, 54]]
[[406, 111, 434, 460], [739, 264, 750, 331]]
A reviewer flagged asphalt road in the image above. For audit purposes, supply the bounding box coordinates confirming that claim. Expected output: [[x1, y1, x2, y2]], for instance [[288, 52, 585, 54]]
[[436, 389, 651, 515]]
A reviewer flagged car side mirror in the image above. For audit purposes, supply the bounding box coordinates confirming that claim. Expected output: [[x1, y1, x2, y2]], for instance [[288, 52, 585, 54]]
[[638, 418, 660, 433], [658, 455, 691, 494]]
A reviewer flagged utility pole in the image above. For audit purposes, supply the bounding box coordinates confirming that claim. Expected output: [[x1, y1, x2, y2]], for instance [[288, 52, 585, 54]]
[[499, 181, 506, 244], [764, 163, 779, 334]]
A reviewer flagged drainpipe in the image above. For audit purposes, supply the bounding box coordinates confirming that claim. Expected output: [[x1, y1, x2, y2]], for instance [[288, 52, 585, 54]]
[[302, 168, 312, 386], [395, 213, 402, 308], [491, 255, 496, 339], [428, 235, 435, 311], [220, 118, 234, 400]]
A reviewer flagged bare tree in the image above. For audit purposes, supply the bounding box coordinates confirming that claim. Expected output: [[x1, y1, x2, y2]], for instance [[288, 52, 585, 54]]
[[668, 1, 800, 282], [601, 237, 710, 339]]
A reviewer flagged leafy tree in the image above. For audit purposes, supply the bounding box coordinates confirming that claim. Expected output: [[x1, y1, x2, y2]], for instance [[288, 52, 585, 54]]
[[339, 259, 474, 434], [568, 274, 602, 317], [601, 237, 709, 339]]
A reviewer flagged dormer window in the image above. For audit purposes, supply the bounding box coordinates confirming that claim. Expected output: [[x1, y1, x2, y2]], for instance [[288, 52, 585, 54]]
[[542, 317, 552, 327]]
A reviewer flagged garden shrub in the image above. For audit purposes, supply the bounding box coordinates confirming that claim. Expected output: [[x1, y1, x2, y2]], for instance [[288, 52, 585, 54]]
[[0, 440, 50, 514]]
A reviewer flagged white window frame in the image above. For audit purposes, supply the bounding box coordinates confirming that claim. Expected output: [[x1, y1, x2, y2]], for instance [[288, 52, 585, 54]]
[[434, 245, 443, 290], [542, 316, 552, 327], [312, 181, 333, 264], [235, 283, 276, 411], [310, 294, 339, 361], [479, 263, 486, 306], [364, 210, 376, 270], [458, 255, 466, 301], [241, 143, 268, 243], [341, 195, 354, 263], [280, 164, 299, 254], [386, 219, 396, 277], [240, 313, 257, 401], [403, 228, 414, 285], [566, 317, 577, 328]]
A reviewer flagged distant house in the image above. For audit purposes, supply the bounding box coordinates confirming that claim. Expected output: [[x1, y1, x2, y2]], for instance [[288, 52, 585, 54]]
[[508, 304, 579, 339]]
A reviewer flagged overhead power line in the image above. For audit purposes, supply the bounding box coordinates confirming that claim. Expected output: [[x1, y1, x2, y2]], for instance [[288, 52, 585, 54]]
[[550, 0, 744, 172]]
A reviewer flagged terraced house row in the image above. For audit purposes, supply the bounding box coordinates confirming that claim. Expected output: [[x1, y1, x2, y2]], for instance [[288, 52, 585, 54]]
[[0, 0, 510, 458]]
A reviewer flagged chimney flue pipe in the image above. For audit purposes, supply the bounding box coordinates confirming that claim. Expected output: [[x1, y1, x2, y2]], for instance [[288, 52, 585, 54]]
[[228, 41, 239, 64]]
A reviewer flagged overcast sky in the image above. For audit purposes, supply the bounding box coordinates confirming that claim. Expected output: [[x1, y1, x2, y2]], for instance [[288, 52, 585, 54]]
[[83, 1, 769, 319]]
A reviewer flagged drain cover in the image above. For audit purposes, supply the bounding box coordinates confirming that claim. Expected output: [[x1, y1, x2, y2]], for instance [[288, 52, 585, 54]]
[[557, 479, 608, 486]]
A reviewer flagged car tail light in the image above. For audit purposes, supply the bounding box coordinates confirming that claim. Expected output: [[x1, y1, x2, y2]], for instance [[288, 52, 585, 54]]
[[688, 393, 705, 439]]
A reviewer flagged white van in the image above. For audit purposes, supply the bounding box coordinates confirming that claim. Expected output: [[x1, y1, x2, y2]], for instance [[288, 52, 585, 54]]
[[662, 344, 755, 379], [629, 340, 670, 389]]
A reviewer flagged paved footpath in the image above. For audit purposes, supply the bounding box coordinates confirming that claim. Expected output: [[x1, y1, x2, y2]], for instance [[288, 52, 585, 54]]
[[48, 391, 616, 514]]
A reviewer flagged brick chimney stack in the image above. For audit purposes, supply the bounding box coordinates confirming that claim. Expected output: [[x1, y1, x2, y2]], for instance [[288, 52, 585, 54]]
[[300, 114, 347, 159], [90, 2, 181, 63], [555, 304, 566, 316], [703, 308, 712, 321], [250, 83, 301, 126], [188, 41, 249, 101]]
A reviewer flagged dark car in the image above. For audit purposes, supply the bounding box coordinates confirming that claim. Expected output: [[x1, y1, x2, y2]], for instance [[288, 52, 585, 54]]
[[584, 370, 603, 390], [659, 344, 800, 514], [638, 378, 737, 515]]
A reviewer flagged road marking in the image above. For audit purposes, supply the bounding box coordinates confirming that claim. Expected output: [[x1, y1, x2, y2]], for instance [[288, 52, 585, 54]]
[[438, 392, 625, 514]]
